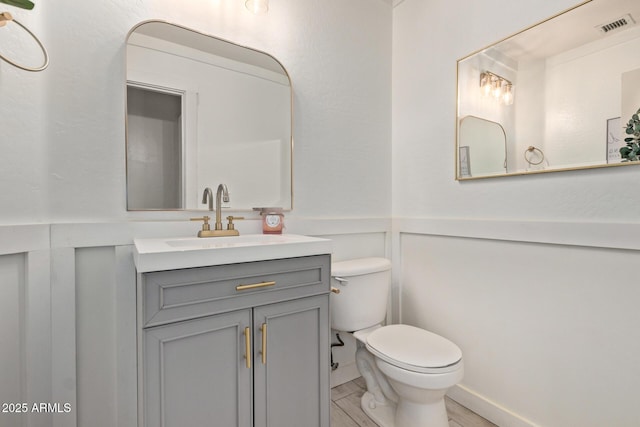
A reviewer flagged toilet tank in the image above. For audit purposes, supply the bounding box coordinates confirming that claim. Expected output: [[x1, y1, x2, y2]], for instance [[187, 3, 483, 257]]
[[330, 257, 392, 332]]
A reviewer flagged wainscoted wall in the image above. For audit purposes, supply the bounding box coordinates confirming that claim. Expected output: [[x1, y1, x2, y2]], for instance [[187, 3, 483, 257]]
[[0, 218, 389, 427], [394, 218, 640, 427], [4, 220, 640, 427]]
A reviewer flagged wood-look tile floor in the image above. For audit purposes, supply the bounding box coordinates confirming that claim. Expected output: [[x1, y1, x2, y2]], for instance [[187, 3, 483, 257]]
[[331, 377, 497, 427]]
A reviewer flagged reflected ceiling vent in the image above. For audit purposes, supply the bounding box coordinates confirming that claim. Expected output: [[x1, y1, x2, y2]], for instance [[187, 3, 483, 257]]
[[596, 14, 636, 34]]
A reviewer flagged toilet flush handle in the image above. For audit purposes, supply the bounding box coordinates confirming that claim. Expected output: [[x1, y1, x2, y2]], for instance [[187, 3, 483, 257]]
[[333, 276, 348, 285]]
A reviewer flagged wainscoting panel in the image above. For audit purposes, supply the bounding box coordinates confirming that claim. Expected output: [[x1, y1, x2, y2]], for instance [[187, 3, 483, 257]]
[[25, 250, 52, 427], [51, 247, 76, 427], [115, 245, 137, 427], [0, 249, 52, 427], [0, 220, 390, 427], [75, 247, 117, 427], [0, 253, 27, 427]]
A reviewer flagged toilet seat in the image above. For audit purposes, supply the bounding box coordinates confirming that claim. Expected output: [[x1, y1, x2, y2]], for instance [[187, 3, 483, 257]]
[[366, 324, 462, 374]]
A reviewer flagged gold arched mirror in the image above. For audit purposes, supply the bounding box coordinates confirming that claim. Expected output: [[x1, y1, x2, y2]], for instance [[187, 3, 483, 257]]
[[126, 21, 293, 210], [458, 116, 507, 178]]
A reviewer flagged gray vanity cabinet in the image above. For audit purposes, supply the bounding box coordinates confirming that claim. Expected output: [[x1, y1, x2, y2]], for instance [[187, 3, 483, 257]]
[[138, 255, 330, 427]]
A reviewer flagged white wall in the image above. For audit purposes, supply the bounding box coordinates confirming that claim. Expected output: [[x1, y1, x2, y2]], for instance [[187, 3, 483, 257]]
[[1, 0, 391, 222], [393, 0, 640, 221], [393, 1, 640, 426]]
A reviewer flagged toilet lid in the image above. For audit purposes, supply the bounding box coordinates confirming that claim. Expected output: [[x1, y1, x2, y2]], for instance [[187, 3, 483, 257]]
[[331, 257, 391, 277], [366, 324, 462, 373]]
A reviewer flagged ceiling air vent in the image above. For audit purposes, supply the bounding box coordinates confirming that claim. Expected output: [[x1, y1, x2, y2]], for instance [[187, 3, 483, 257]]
[[596, 14, 636, 34]]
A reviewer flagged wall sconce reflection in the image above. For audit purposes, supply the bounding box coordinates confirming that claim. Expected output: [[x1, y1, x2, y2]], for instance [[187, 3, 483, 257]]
[[480, 71, 514, 105], [245, 0, 268, 14]]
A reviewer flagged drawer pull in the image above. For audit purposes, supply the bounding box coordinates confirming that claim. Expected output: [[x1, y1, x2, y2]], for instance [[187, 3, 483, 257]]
[[244, 327, 251, 369], [236, 281, 276, 291], [261, 323, 267, 365]]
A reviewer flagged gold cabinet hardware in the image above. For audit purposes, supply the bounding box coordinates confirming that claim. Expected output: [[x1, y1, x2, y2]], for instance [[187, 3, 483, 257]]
[[331, 287, 340, 294], [261, 323, 267, 365], [244, 327, 251, 369], [236, 281, 276, 291]]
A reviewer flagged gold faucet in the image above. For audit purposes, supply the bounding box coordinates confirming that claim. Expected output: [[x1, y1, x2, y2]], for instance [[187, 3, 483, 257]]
[[192, 185, 244, 237]]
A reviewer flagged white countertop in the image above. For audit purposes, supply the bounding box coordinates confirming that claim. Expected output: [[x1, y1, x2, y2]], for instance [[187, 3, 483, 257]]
[[133, 233, 333, 272]]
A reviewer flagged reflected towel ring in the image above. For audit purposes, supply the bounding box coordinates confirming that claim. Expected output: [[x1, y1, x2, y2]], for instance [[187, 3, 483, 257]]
[[524, 146, 545, 166], [0, 12, 49, 72]]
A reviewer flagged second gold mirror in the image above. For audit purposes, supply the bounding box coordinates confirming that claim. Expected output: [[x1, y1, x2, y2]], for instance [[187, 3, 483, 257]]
[[456, 0, 640, 179]]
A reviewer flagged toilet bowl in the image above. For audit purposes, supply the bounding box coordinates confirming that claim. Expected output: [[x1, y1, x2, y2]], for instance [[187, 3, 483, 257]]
[[331, 258, 464, 427]]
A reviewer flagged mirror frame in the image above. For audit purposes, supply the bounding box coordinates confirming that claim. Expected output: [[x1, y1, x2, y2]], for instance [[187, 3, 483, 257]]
[[455, 0, 640, 180], [125, 20, 294, 210]]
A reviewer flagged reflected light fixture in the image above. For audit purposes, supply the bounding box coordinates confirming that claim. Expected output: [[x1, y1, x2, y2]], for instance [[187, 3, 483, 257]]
[[491, 79, 502, 98], [245, 0, 269, 14], [479, 71, 514, 105], [502, 83, 514, 105], [480, 72, 492, 96]]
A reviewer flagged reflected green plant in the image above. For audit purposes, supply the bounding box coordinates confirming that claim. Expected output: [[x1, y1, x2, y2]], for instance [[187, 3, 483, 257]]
[[620, 108, 640, 162], [0, 0, 34, 10]]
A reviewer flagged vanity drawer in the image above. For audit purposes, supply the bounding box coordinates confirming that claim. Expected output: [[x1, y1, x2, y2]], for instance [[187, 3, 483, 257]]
[[141, 254, 330, 327]]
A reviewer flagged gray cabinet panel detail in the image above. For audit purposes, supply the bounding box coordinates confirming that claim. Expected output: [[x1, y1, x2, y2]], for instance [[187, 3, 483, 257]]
[[142, 255, 330, 327], [143, 310, 252, 427], [253, 295, 330, 427]]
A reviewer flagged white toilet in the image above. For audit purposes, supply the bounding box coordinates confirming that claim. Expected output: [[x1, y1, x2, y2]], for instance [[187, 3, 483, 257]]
[[331, 257, 463, 427]]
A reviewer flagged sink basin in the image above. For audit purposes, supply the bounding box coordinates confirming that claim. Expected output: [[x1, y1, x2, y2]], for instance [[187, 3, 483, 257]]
[[133, 233, 332, 272], [165, 234, 312, 249]]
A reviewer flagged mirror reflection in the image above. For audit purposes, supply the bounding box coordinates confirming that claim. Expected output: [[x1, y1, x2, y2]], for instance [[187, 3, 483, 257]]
[[456, 0, 640, 179], [458, 116, 506, 177], [126, 21, 292, 210]]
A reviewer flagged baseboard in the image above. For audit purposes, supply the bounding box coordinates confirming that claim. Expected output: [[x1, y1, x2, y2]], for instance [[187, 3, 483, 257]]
[[330, 361, 360, 388], [447, 384, 539, 427]]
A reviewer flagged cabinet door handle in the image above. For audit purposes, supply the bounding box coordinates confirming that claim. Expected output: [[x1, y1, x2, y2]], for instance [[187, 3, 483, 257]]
[[236, 281, 276, 291], [244, 327, 251, 369], [261, 323, 267, 365]]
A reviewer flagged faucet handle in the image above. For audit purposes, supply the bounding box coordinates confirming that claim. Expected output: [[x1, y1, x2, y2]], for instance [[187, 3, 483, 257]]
[[191, 216, 211, 231], [226, 216, 244, 230]]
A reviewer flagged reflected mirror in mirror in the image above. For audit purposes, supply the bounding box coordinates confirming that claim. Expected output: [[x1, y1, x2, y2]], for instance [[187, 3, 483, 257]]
[[456, 0, 640, 179], [126, 21, 292, 210], [458, 116, 507, 177]]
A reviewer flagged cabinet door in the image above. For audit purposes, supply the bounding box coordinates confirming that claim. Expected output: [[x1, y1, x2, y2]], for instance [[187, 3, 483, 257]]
[[253, 295, 330, 427], [144, 309, 253, 427]]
